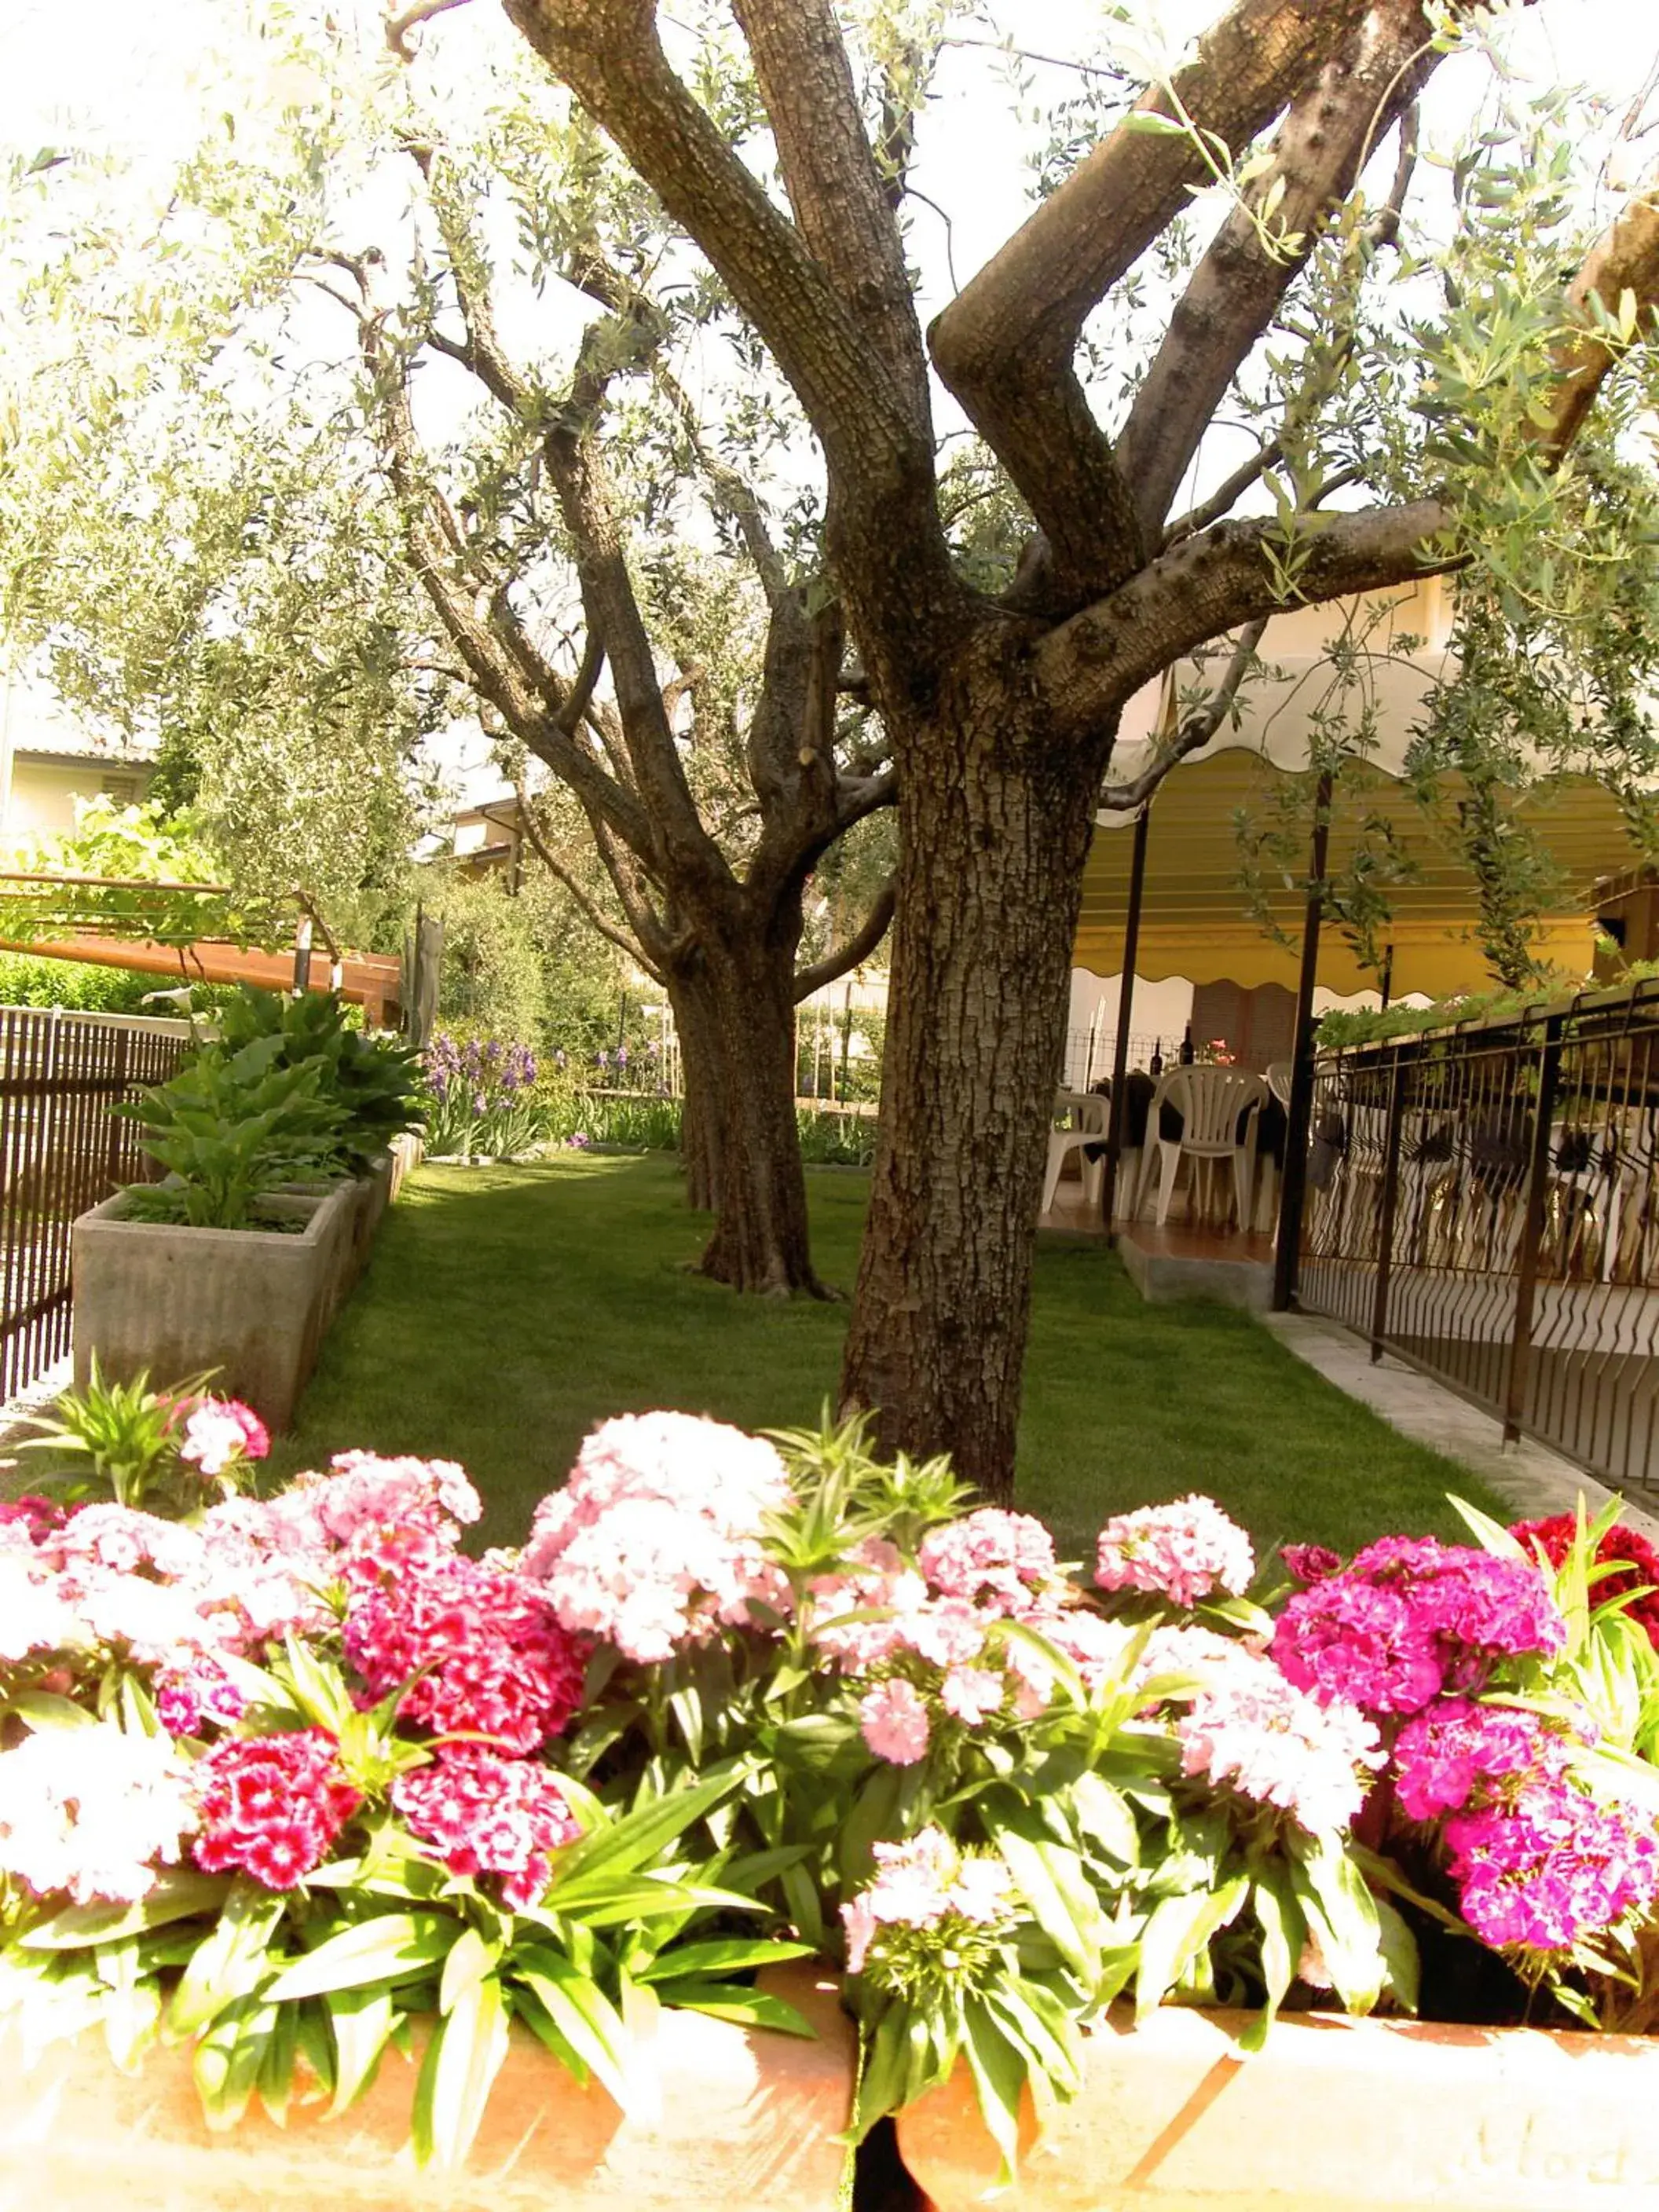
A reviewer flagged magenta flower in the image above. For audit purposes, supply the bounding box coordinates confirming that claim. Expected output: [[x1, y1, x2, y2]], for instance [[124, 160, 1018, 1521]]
[[345, 1551, 587, 1755], [1445, 1782, 1659, 1954], [1392, 1697, 1575, 1822]]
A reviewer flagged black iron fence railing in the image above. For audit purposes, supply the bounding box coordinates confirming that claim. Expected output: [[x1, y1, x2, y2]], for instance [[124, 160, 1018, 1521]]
[[0, 1008, 190, 1404], [1296, 977, 1659, 1493]]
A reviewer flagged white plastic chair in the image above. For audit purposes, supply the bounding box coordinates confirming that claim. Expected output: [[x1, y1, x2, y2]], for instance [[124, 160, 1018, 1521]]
[[1042, 1090, 1110, 1215], [1136, 1066, 1267, 1230], [1266, 1061, 1294, 1111]]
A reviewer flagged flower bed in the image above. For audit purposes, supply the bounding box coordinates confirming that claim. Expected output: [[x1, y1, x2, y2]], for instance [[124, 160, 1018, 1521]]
[[2, 1411, 1659, 2204]]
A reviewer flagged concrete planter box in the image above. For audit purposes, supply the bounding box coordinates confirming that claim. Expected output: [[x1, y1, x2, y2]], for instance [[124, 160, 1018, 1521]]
[[352, 1151, 394, 1279], [390, 1129, 423, 1201], [0, 1966, 854, 2212], [896, 2001, 1659, 2211], [71, 1182, 358, 1432]]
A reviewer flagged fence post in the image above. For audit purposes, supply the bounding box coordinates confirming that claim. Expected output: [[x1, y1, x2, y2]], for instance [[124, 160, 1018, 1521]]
[[1503, 1012, 1564, 1445], [1272, 770, 1334, 1311], [1368, 1046, 1407, 1364], [104, 1026, 130, 1192]]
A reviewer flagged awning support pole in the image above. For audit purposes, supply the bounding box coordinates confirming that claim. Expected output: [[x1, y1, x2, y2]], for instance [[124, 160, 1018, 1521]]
[[1273, 770, 1333, 1309], [1101, 800, 1152, 1233]]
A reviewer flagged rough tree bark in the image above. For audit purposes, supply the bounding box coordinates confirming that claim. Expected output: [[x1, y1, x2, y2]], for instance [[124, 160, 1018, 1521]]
[[841, 664, 1116, 1487], [496, 0, 1659, 1492]]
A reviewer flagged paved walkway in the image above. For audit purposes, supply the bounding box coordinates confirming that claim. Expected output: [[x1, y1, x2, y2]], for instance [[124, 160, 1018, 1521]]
[[1264, 1310, 1659, 1545]]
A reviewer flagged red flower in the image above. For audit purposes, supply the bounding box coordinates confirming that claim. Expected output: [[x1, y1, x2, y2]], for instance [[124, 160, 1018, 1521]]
[[191, 1730, 361, 1890], [1511, 1515, 1659, 1650]]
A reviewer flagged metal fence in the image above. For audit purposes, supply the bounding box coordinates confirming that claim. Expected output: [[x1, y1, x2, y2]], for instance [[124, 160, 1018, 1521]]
[[1060, 1028, 1166, 1090], [1297, 978, 1659, 1493], [0, 1009, 190, 1402]]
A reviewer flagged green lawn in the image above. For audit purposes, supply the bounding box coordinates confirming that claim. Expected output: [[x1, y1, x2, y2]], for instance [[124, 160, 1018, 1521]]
[[270, 1155, 1503, 1559]]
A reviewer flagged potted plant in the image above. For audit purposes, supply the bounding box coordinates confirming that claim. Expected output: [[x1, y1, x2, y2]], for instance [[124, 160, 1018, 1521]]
[[72, 998, 426, 1430]]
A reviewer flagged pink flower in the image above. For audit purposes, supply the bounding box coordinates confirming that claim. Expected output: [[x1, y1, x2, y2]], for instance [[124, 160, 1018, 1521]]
[[191, 1730, 361, 1890], [522, 1413, 793, 1662], [859, 1678, 931, 1764], [1176, 1654, 1382, 1834], [1094, 1496, 1254, 1610], [393, 1748, 581, 1910], [840, 1829, 1016, 1975], [941, 1666, 1005, 1724], [0, 1496, 64, 1543], [344, 1551, 587, 1755], [918, 1511, 1060, 1613], [179, 1398, 270, 1478], [152, 1654, 247, 1736]]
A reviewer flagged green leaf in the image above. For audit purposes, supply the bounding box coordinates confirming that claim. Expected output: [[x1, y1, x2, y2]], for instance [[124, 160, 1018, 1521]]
[[256, 1997, 300, 2126], [559, 1877, 760, 1928], [511, 1946, 633, 2110], [263, 1911, 458, 2003], [326, 1985, 396, 2115], [440, 1926, 497, 2016], [551, 1763, 749, 1895], [652, 1981, 815, 2036], [1136, 1877, 1247, 2020], [1240, 1868, 1303, 2054], [412, 1973, 509, 2170], [193, 1994, 281, 2130], [1289, 1837, 1382, 2015], [634, 1938, 815, 1983], [1445, 1494, 1530, 1562], [1069, 1771, 1139, 1866], [170, 1877, 286, 2035], [22, 1870, 230, 1950], [848, 2001, 911, 2141], [1374, 1895, 1420, 2016], [9, 1691, 99, 1730], [961, 1999, 1027, 2186], [989, 1811, 1104, 1985], [1118, 110, 1188, 137]]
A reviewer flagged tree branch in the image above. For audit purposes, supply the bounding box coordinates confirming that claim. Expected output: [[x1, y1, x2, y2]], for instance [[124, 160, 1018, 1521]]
[[793, 879, 895, 1001], [501, 0, 962, 669], [729, 0, 932, 437], [928, 0, 1375, 610], [1038, 500, 1454, 740], [1541, 166, 1659, 461], [657, 368, 791, 609], [1097, 617, 1269, 808], [1115, 2, 1436, 537], [1162, 438, 1283, 548], [385, 0, 474, 59], [510, 789, 665, 981]]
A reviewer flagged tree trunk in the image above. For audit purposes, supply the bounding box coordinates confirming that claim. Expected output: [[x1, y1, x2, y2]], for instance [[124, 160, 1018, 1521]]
[[673, 985, 722, 1213], [839, 677, 1112, 1496], [668, 934, 824, 1297]]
